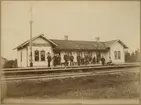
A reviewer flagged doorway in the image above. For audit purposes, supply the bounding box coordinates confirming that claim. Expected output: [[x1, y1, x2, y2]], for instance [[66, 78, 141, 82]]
[[96, 52, 101, 63]]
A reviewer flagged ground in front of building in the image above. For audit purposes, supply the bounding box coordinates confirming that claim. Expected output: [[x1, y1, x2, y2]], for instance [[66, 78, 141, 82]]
[[6, 67, 139, 99]]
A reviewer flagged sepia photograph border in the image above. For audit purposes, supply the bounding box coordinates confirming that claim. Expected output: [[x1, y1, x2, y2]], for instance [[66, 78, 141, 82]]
[[0, 0, 140, 105]]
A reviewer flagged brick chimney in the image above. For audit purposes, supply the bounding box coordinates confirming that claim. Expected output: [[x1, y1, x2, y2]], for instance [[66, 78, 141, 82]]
[[64, 35, 68, 40], [95, 37, 100, 42]]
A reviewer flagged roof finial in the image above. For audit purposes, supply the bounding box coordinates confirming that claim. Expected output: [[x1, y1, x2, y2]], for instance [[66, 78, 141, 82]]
[[95, 37, 100, 42]]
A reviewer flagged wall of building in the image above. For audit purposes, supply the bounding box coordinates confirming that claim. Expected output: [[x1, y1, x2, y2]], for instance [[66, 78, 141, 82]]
[[17, 47, 27, 67], [101, 51, 109, 62], [27, 46, 53, 67], [27, 37, 54, 67], [17, 36, 125, 67], [17, 37, 54, 67], [110, 41, 125, 63]]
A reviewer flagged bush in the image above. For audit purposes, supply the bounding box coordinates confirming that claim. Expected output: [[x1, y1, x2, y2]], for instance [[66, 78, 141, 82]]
[[4, 59, 17, 68], [125, 49, 140, 62]]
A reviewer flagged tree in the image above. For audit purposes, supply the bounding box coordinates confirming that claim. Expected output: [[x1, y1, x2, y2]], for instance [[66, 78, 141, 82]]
[[135, 49, 140, 62], [4, 59, 17, 68], [130, 52, 135, 62], [125, 49, 140, 62], [125, 51, 131, 62]]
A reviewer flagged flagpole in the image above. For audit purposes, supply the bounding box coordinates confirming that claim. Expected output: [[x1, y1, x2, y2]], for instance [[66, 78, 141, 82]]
[[29, 6, 33, 67]]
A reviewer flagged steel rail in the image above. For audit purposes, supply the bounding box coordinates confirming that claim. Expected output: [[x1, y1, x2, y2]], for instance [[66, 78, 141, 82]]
[[3, 63, 139, 71], [4, 68, 139, 81], [3, 65, 139, 75]]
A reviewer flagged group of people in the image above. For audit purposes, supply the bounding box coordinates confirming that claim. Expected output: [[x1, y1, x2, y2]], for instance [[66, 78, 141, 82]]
[[46, 52, 112, 67], [47, 52, 61, 67], [47, 52, 75, 67], [76, 53, 112, 66], [99, 56, 112, 66]]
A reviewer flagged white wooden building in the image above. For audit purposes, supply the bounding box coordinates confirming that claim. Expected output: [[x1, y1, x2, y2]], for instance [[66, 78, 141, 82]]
[[14, 34, 128, 67]]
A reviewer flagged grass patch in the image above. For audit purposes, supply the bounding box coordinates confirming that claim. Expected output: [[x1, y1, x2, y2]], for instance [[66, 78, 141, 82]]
[[6, 67, 140, 99]]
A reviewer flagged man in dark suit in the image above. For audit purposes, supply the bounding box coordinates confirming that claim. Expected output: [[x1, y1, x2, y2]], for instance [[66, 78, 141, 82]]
[[64, 52, 69, 66], [47, 52, 52, 67], [77, 53, 81, 66]]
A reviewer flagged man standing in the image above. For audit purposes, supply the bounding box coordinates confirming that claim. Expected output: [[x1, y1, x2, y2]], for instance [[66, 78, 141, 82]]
[[56, 54, 59, 65], [89, 55, 92, 64], [53, 54, 57, 67], [58, 54, 61, 65], [100, 56, 105, 66], [81, 56, 84, 65], [70, 53, 74, 66], [77, 53, 81, 66], [92, 56, 96, 64], [47, 52, 52, 67], [84, 53, 89, 65], [64, 52, 69, 66]]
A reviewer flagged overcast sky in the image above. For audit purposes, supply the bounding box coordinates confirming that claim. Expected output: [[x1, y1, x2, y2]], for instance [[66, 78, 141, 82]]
[[1, 1, 140, 60]]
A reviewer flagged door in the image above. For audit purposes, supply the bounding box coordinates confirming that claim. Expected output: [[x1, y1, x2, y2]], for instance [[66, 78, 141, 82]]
[[96, 52, 101, 63]]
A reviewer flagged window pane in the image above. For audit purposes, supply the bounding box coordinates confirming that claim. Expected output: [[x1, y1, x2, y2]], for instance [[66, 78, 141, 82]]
[[41, 50, 45, 61], [114, 51, 117, 59], [21, 52, 22, 62], [35, 50, 39, 61], [118, 51, 121, 59]]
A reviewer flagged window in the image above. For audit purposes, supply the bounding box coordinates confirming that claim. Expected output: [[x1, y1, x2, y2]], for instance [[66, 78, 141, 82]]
[[41, 50, 45, 61], [114, 51, 117, 59], [21, 52, 22, 62], [118, 51, 121, 59], [35, 50, 39, 61]]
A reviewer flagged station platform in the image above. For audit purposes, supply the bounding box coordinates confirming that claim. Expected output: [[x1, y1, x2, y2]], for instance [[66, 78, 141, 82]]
[[2, 98, 139, 105]]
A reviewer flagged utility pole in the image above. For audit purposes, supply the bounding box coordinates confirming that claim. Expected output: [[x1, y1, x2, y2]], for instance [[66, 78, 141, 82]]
[[29, 5, 33, 67]]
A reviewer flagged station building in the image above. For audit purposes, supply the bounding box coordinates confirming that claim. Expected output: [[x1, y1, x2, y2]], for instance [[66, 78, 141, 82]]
[[14, 34, 128, 67]]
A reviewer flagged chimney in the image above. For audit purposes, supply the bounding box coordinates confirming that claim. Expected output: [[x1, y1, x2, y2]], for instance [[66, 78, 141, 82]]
[[64, 35, 68, 40], [95, 37, 100, 42]]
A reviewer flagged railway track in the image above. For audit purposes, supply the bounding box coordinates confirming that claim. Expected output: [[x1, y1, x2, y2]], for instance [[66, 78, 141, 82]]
[[3, 64, 139, 76], [4, 68, 139, 81], [3, 63, 139, 72]]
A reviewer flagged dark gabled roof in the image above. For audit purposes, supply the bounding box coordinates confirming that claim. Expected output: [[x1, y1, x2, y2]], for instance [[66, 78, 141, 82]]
[[118, 40, 128, 48], [14, 34, 128, 50], [50, 39, 107, 50], [104, 40, 117, 48], [104, 40, 128, 48]]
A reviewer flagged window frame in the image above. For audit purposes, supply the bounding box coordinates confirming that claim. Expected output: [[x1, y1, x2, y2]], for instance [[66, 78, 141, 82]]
[[34, 50, 39, 62], [114, 51, 118, 60], [40, 50, 45, 61], [118, 51, 121, 59], [21, 52, 22, 62]]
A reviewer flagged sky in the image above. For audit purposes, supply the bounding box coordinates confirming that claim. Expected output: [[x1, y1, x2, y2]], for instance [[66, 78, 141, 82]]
[[1, 1, 140, 60]]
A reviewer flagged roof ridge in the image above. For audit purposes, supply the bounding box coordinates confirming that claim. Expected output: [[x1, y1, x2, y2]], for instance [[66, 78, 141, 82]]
[[103, 39, 118, 43], [13, 34, 44, 50], [50, 39, 105, 43]]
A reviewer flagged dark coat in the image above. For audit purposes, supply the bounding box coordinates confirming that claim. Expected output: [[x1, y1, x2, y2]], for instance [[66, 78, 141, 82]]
[[101, 57, 105, 62], [77, 55, 81, 61], [92, 57, 96, 63], [64, 54, 69, 61], [47, 55, 52, 62], [53, 55, 58, 66], [70, 55, 74, 62]]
